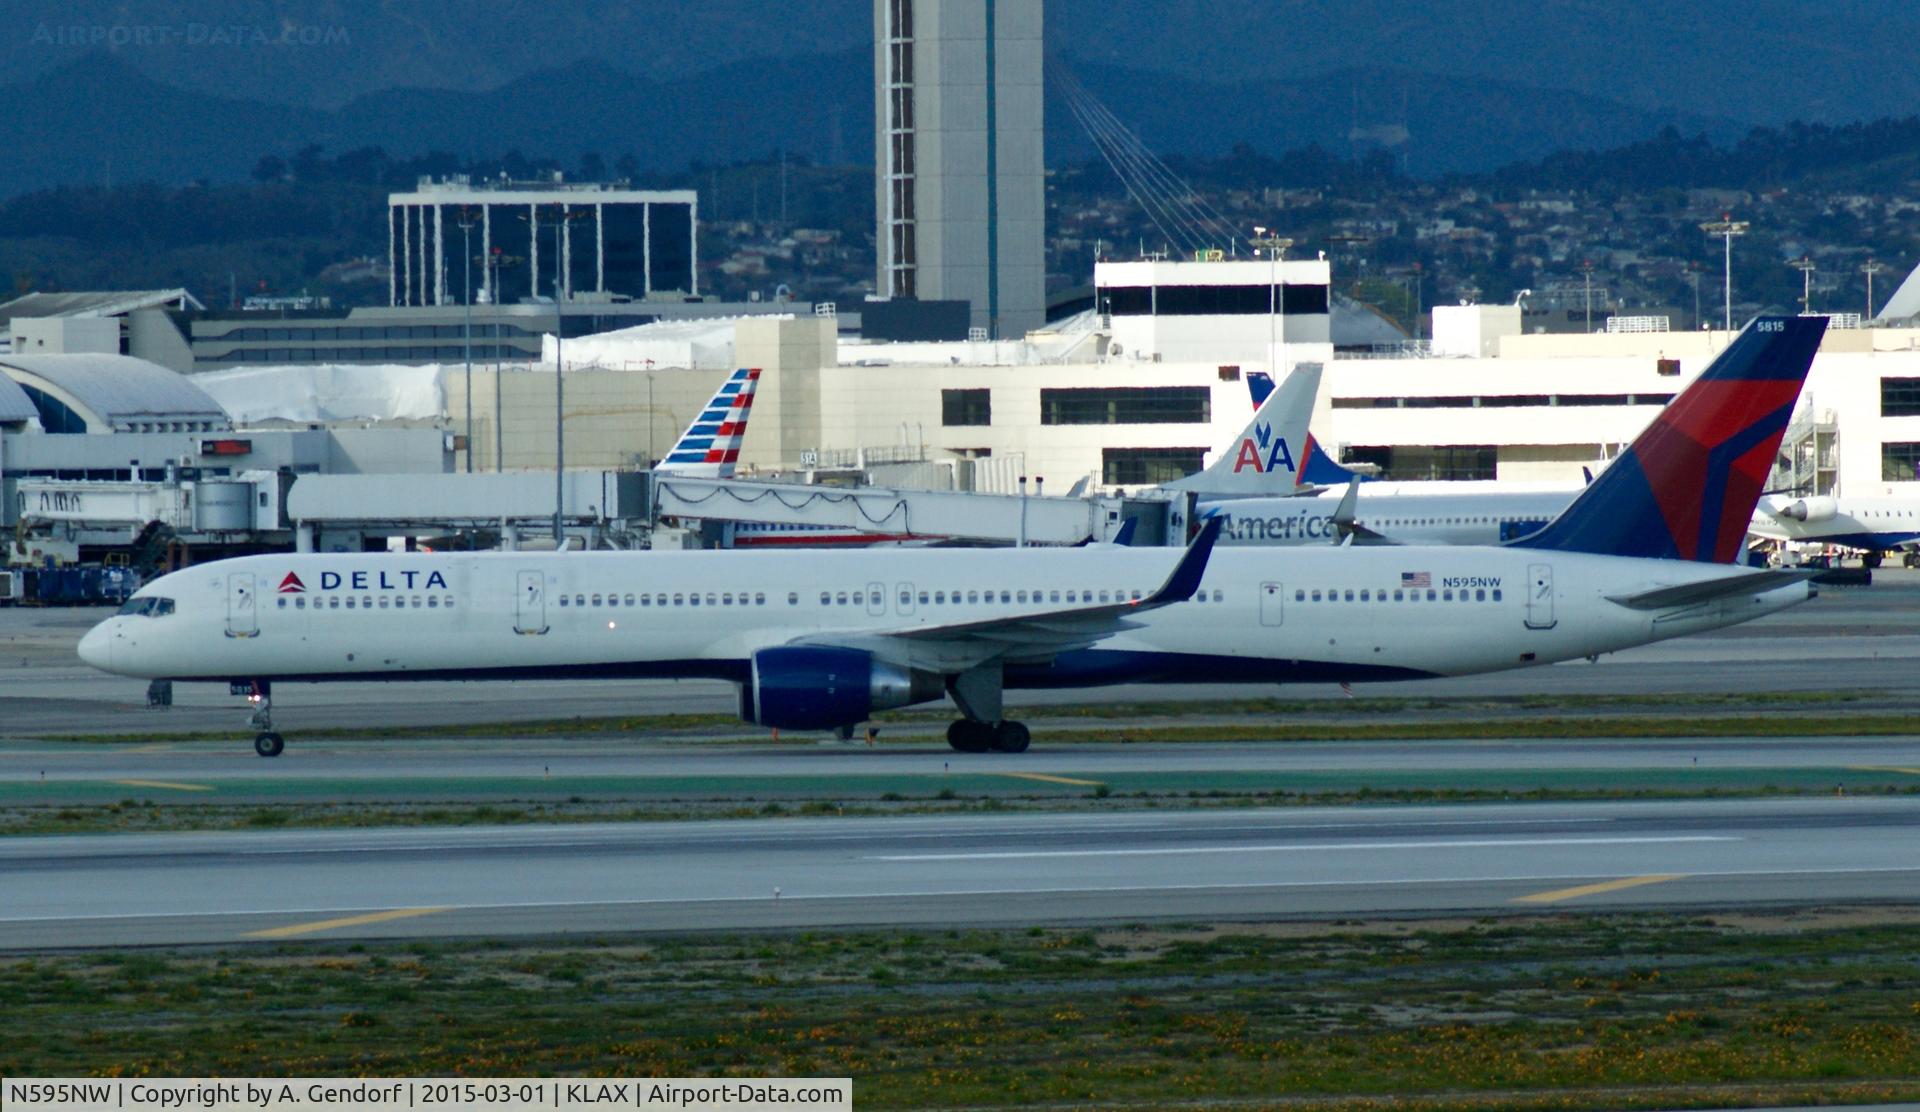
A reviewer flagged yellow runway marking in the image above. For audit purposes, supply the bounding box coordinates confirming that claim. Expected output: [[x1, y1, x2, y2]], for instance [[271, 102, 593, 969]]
[[245, 907, 450, 939], [110, 778, 213, 792], [1850, 765, 1920, 776], [996, 772, 1106, 787], [124, 744, 176, 754], [1515, 874, 1684, 904]]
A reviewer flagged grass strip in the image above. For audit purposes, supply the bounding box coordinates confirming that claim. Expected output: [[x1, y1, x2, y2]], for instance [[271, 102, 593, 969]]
[[4, 910, 1919, 1108], [23, 689, 1918, 745], [6, 777, 1915, 836]]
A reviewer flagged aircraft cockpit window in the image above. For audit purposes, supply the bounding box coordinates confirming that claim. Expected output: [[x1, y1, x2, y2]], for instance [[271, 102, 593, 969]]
[[117, 596, 178, 618]]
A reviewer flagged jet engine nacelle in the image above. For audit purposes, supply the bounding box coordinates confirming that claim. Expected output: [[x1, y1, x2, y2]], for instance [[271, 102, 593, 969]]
[[739, 646, 944, 730], [1782, 496, 1839, 522]]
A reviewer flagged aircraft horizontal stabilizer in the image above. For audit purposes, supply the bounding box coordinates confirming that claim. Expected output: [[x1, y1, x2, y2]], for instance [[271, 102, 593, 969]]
[[1604, 568, 1813, 611]]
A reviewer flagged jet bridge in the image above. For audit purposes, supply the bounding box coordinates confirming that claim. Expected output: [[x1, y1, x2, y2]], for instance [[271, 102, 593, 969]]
[[651, 477, 1186, 547]]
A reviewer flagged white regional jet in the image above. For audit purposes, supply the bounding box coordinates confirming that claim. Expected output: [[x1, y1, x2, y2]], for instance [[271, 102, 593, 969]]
[[79, 316, 1826, 758], [1749, 494, 1920, 566]]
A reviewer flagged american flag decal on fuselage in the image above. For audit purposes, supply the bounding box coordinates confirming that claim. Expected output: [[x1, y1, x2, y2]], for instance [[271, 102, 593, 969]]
[[657, 367, 761, 478]]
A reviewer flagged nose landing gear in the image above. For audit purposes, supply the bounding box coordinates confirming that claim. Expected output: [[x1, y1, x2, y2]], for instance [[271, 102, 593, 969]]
[[240, 680, 284, 758]]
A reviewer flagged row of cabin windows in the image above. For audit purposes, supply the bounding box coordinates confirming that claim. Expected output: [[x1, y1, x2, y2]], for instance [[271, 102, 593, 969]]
[[544, 587, 1233, 610], [278, 596, 456, 610], [1295, 586, 1503, 603], [561, 592, 767, 608]]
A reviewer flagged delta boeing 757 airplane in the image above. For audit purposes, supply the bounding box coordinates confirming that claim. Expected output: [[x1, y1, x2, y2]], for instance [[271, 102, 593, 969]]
[[80, 316, 1826, 757]]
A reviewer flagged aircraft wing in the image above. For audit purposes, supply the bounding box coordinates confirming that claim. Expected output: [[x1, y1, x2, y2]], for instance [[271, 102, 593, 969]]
[[788, 517, 1222, 669], [1605, 568, 1815, 611]]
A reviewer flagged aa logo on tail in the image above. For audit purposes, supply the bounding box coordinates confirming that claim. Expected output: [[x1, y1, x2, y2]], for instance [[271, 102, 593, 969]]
[[1232, 422, 1297, 474]]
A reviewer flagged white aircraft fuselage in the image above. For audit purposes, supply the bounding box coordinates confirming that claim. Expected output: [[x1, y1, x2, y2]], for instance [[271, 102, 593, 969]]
[[1204, 490, 1578, 547], [83, 545, 1808, 693]]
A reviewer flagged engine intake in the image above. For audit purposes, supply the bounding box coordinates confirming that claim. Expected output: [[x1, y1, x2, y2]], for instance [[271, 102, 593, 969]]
[[740, 646, 943, 730], [1783, 496, 1838, 523]]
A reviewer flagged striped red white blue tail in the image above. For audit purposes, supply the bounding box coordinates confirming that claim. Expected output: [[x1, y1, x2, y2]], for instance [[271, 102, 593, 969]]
[[1512, 315, 1825, 563], [656, 367, 761, 478]]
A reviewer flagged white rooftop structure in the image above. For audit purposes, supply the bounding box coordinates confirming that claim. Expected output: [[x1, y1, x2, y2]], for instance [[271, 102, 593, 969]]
[[538, 316, 749, 371], [192, 364, 446, 425]]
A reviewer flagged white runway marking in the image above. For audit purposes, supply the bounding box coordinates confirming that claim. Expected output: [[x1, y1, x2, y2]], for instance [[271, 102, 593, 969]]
[[870, 835, 1738, 861]]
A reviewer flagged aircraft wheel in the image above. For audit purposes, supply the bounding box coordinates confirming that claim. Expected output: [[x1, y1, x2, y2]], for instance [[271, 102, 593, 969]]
[[254, 732, 285, 758], [946, 720, 992, 753], [992, 720, 1031, 754]]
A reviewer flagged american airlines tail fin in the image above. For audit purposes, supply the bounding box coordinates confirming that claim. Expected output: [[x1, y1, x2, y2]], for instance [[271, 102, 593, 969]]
[[1164, 362, 1321, 495], [655, 367, 762, 477], [1512, 315, 1825, 563], [1248, 370, 1363, 487]]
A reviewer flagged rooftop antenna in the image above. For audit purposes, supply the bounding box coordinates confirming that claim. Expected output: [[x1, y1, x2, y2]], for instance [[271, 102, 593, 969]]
[[1863, 258, 1887, 318], [1788, 255, 1817, 315]]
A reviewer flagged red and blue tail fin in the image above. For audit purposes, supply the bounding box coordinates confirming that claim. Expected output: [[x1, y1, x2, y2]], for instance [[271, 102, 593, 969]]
[[1511, 315, 1825, 563], [656, 367, 761, 477], [1248, 370, 1364, 487]]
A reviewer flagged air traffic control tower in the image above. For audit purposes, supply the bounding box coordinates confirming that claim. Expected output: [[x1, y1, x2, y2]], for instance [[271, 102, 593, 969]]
[[875, 0, 1044, 340]]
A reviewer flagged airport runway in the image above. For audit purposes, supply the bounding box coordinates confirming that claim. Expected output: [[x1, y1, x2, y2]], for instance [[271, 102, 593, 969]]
[[7, 734, 1920, 785], [2, 797, 1917, 948], [3, 575, 1919, 738]]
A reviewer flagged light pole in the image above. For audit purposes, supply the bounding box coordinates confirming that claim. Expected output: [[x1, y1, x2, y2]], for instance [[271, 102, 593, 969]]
[[1863, 258, 1886, 318], [1251, 226, 1292, 375], [456, 207, 477, 474], [522, 206, 572, 546], [1578, 259, 1597, 332], [487, 247, 505, 472], [1789, 255, 1816, 315], [1699, 214, 1749, 331]]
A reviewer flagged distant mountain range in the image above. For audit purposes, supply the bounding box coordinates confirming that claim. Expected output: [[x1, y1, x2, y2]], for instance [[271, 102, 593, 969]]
[[0, 50, 1756, 199], [10, 0, 1918, 127]]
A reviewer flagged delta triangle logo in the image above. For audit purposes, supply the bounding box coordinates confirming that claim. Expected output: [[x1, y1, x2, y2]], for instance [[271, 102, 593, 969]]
[[277, 571, 306, 594]]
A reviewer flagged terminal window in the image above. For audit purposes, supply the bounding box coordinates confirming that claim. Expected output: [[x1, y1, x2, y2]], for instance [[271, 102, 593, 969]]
[[1881, 378, 1920, 417], [1345, 445, 1498, 481], [941, 389, 991, 427], [1882, 442, 1920, 482], [1102, 447, 1206, 485], [1043, 387, 1211, 426]]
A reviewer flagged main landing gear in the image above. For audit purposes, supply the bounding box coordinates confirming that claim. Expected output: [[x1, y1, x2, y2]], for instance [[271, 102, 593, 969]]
[[946, 719, 1030, 754], [243, 683, 284, 758], [941, 661, 1029, 753]]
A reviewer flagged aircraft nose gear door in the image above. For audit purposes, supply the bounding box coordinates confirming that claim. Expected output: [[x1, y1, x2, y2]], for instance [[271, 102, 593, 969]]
[[1259, 582, 1285, 626], [1525, 563, 1557, 630], [515, 571, 549, 634], [225, 573, 258, 638]]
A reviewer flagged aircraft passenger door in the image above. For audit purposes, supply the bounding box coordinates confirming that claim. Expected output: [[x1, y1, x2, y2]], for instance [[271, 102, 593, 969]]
[[1524, 563, 1556, 630], [1259, 581, 1285, 627], [515, 571, 548, 635], [224, 573, 258, 638], [895, 581, 916, 616], [866, 581, 887, 617]]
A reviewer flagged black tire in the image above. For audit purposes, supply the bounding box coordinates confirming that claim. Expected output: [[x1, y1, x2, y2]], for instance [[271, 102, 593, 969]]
[[946, 720, 991, 753], [254, 732, 285, 758], [992, 721, 1031, 754]]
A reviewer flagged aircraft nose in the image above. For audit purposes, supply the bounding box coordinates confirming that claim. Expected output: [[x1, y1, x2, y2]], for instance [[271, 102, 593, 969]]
[[77, 622, 114, 672]]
